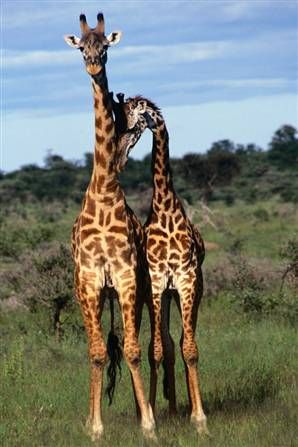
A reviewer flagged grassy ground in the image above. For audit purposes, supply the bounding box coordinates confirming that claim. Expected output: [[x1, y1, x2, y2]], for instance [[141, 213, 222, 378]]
[[1, 198, 297, 446], [1, 298, 297, 447]]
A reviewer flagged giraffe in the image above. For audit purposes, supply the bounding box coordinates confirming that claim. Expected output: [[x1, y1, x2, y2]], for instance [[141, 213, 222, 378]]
[[63, 15, 155, 441], [114, 95, 209, 436]]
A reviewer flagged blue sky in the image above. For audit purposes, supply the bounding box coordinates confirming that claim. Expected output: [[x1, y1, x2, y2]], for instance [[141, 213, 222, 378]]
[[2, 0, 298, 172]]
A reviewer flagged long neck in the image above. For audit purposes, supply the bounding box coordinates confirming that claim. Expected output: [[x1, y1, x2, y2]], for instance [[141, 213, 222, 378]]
[[88, 70, 118, 195], [151, 113, 174, 206]]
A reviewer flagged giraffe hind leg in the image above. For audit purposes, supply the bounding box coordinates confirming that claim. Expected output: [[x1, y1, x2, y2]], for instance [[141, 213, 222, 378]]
[[116, 274, 156, 440], [161, 290, 177, 415], [176, 275, 209, 436]]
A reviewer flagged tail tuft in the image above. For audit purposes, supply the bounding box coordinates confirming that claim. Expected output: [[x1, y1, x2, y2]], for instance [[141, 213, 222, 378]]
[[106, 330, 122, 405]]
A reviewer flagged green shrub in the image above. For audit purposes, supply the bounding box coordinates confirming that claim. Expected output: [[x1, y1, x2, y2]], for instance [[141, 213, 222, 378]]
[[253, 208, 269, 222], [3, 244, 77, 339]]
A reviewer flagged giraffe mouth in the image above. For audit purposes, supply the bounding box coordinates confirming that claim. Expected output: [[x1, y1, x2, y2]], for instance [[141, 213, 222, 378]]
[[86, 64, 102, 76]]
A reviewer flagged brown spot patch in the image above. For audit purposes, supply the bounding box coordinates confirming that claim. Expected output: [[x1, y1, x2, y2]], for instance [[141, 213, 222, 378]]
[[149, 228, 167, 238], [178, 221, 187, 231], [121, 247, 132, 263], [105, 121, 114, 134], [96, 175, 105, 190], [98, 209, 104, 226], [96, 133, 105, 145], [164, 198, 172, 210], [109, 225, 127, 236], [95, 151, 107, 169], [114, 205, 124, 220], [174, 214, 180, 224], [170, 237, 180, 251], [105, 212, 111, 226], [85, 197, 96, 215], [80, 249, 91, 267], [160, 213, 167, 228], [106, 140, 113, 152], [81, 215, 93, 226], [95, 116, 102, 129], [147, 238, 156, 250], [156, 178, 163, 189], [81, 228, 99, 241]]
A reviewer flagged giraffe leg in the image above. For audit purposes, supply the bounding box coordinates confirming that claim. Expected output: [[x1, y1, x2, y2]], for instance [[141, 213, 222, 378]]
[[148, 285, 163, 414], [116, 273, 156, 440], [174, 294, 194, 415], [131, 282, 145, 421], [76, 273, 107, 441], [176, 274, 209, 436], [161, 291, 177, 415]]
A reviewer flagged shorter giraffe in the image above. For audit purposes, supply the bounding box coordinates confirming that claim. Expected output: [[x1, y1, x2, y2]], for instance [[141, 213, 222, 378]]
[[114, 95, 209, 435]]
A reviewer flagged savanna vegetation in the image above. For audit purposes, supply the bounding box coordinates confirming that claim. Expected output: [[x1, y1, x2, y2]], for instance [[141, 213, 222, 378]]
[[0, 124, 297, 446]]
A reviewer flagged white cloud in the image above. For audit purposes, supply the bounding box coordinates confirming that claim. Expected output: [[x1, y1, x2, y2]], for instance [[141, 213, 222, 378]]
[[3, 40, 232, 70], [3, 50, 78, 68], [157, 78, 293, 92]]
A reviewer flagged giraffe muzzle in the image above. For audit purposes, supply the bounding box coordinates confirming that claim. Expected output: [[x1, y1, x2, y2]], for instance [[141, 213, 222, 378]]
[[86, 64, 102, 76]]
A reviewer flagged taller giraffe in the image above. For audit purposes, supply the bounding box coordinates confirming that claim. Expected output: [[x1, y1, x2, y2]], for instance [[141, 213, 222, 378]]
[[114, 95, 209, 435], [64, 15, 155, 441]]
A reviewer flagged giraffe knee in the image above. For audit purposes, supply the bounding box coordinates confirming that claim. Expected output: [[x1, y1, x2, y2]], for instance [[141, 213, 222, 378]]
[[124, 342, 141, 368], [182, 342, 198, 366], [90, 346, 108, 368], [154, 346, 163, 366]]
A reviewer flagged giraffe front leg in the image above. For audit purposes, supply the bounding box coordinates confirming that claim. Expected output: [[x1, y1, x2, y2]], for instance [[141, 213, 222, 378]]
[[176, 275, 209, 437], [76, 273, 107, 441], [116, 273, 156, 441]]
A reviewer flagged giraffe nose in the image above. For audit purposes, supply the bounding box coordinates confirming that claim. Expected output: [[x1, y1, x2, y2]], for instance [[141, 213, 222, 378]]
[[86, 64, 102, 75]]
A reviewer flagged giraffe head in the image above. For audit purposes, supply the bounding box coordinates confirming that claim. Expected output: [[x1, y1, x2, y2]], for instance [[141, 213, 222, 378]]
[[64, 13, 122, 78], [113, 95, 158, 170]]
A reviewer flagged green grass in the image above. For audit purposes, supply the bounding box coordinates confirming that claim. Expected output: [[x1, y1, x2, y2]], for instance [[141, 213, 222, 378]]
[[199, 199, 297, 265], [1, 298, 297, 447], [1, 198, 297, 446]]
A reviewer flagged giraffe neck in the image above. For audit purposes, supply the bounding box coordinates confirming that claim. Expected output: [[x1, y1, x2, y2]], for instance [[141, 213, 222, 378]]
[[150, 112, 174, 207], [88, 71, 119, 196]]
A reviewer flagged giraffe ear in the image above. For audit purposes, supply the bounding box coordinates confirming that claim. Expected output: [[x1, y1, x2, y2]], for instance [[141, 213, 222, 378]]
[[136, 100, 147, 114], [64, 35, 81, 48], [106, 31, 122, 46]]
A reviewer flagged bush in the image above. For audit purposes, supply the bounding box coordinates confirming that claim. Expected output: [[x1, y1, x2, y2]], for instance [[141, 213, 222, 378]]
[[230, 251, 298, 325], [253, 208, 269, 222], [3, 244, 77, 339], [0, 222, 54, 258]]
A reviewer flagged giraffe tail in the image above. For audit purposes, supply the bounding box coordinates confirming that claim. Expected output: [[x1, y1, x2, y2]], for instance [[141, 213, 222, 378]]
[[161, 290, 173, 401], [162, 360, 170, 400], [106, 294, 123, 405]]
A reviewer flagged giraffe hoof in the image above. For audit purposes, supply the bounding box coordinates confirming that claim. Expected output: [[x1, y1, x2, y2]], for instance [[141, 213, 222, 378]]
[[142, 404, 157, 442], [142, 426, 157, 442], [191, 415, 210, 437], [85, 418, 104, 441]]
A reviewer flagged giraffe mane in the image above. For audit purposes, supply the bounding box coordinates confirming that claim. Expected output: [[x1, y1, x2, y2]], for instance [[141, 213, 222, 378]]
[[128, 95, 161, 114]]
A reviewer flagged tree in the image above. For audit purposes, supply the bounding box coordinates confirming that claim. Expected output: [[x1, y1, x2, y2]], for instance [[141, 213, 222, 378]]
[[268, 125, 298, 168]]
